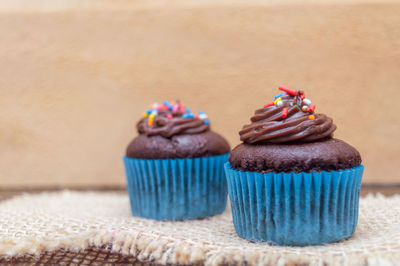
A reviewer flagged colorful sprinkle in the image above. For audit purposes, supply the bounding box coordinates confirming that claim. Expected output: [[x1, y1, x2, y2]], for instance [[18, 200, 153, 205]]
[[303, 98, 312, 105], [266, 88, 316, 119], [148, 114, 155, 126], [172, 104, 179, 113], [199, 112, 208, 120], [308, 115, 315, 120], [183, 113, 194, 119], [281, 108, 288, 118], [264, 102, 274, 108], [274, 92, 286, 99], [166, 101, 174, 110], [274, 97, 282, 105], [278, 86, 298, 96], [143, 100, 209, 126], [309, 104, 316, 113], [157, 105, 172, 111]]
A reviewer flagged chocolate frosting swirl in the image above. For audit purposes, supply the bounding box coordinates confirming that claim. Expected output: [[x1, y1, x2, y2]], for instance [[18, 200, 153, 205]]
[[137, 104, 210, 138], [239, 92, 336, 144]]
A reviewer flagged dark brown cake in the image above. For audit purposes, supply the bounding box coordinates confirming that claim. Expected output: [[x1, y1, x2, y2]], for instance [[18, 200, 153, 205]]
[[127, 131, 230, 159], [229, 138, 361, 173], [126, 101, 230, 159], [229, 86, 361, 172]]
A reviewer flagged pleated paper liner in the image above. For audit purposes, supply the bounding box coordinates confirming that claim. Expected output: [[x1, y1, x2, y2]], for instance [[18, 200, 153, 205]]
[[123, 153, 229, 220], [225, 163, 364, 246]]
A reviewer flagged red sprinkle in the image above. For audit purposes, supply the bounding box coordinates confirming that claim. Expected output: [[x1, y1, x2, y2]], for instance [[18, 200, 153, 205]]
[[264, 102, 274, 108], [281, 108, 288, 118], [300, 93, 306, 100], [180, 104, 185, 113], [309, 104, 316, 113], [158, 105, 169, 111], [194, 114, 199, 119], [166, 114, 172, 119], [279, 86, 298, 96]]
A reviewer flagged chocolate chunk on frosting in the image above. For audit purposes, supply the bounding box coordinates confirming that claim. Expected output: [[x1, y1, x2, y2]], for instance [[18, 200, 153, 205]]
[[239, 87, 336, 144], [137, 101, 210, 138]]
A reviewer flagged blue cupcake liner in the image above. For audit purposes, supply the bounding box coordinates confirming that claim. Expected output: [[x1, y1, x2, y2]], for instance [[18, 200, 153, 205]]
[[123, 153, 229, 220], [224, 163, 364, 246]]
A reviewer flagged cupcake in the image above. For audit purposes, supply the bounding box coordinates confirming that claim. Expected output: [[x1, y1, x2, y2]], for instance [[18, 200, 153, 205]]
[[225, 87, 363, 246], [124, 101, 230, 220]]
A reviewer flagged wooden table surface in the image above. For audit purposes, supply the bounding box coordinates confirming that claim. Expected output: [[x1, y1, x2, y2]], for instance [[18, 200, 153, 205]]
[[0, 185, 399, 265]]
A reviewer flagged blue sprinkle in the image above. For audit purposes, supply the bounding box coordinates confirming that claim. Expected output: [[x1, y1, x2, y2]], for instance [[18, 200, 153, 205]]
[[204, 120, 210, 125], [199, 110, 205, 114], [274, 92, 286, 99], [183, 113, 194, 119], [185, 107, 191, 113], [146, 109, 152, 114], [163, 100, 171, 106]]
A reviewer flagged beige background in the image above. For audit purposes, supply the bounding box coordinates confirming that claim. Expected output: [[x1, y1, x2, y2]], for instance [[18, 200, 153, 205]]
[[1, 0, 399, 187]]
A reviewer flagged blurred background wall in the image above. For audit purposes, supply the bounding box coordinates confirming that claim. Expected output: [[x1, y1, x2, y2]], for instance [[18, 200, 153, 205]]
[[1, 0, 399, 187]]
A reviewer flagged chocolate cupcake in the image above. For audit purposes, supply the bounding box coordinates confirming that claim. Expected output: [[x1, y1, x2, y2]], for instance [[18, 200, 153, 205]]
[[124, 101, 230, 220], [225, 87, 364, 246]]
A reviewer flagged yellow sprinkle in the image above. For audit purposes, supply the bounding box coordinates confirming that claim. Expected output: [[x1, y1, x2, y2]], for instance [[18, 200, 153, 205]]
[[142, 113, 148, 118], [274, 97, 282, 105], [308, 115, 315, 120], [147, 114, 156, 126]]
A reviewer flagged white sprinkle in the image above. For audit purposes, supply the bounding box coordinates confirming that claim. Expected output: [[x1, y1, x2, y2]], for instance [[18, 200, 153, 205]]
[[303, 98, 312, 105], [302, 105, 309, 112], [199, 113, 208, 120], [276, 101, 283, 107]]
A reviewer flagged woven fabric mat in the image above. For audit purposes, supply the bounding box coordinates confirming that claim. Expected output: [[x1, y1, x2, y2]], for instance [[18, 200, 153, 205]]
[[0, 191, 399, 265]]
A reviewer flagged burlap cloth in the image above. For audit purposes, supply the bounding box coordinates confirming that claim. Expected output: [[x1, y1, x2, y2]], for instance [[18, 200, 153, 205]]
[[0, 191, 399, 265]]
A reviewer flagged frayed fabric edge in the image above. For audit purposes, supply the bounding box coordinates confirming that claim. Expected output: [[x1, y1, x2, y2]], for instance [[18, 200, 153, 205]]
[[1, 230, 399, 266]]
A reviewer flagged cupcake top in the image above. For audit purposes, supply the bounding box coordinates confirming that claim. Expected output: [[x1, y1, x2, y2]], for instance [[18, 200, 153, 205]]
[[137, 101, 210, 138], [126, 101, 230, 159], [239, 86, 336, 144], [229, 87, 361, 173]]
